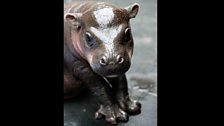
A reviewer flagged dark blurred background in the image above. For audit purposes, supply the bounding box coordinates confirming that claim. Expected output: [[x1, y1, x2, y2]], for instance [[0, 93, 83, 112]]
[[64, 0, 157, 126]]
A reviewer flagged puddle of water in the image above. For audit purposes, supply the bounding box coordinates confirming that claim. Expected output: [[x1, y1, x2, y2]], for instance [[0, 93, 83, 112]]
[[128, 73, 157, 94], [125, 73, 157, 103]]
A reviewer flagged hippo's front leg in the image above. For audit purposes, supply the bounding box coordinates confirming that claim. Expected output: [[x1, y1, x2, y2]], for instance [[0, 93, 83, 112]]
[[108, 75, 141, 114], [73, 61, 128, 124]]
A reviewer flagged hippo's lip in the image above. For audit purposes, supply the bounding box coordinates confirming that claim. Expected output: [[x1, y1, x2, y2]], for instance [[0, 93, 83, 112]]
[[106, 74, 120, 78]]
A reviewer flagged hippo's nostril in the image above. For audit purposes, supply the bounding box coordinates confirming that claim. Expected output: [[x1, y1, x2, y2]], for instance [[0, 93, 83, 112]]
[[100, 56, 107, 66], [116, 55, 124, 64]]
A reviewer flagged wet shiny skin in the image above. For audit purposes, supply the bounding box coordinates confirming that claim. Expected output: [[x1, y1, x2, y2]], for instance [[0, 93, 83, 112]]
[[64, 1, 141, 124]]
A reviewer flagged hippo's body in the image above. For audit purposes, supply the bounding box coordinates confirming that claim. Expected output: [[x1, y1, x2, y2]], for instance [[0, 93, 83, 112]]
[[64, 1, 141, 124]]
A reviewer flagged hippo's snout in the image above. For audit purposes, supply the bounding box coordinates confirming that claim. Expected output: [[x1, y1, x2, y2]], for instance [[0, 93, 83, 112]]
[[90, 54, 131, 78], [99, 55, 124, 66]]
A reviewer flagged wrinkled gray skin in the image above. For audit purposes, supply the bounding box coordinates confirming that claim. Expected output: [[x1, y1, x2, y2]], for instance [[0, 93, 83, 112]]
[[64, 1, 141, 124]]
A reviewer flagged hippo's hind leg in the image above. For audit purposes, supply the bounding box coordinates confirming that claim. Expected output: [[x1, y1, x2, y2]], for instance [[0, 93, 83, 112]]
[[64, 72, 85, 99]]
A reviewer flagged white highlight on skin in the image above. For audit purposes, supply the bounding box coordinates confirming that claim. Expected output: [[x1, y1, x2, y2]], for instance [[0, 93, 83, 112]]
[[72, 3, 85, 12], [93, 7, 114, 28], [128, 51, 132, 60], [90, 25, 122, 57], [103, 77, 112, 88], [86, 54, 93, 65], [106, 75, 119, 78], [119, 108, 127, 115]]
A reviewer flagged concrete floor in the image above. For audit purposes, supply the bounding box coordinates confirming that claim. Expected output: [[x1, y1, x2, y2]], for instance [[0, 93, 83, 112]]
[[64, 0, 157, 125]]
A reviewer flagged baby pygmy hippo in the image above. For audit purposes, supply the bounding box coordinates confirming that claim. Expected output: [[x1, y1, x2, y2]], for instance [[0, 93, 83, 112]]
[[64, 1, 141, 124]]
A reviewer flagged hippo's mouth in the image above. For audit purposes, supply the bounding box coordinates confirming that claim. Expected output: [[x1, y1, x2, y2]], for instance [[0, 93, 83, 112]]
[[90, 61, 131, 78], [106, 74, 120, 78]]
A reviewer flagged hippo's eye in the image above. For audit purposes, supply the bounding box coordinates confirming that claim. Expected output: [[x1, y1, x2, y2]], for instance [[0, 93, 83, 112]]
[[85, 32, 95, 47], [124, 28, 131, 42]]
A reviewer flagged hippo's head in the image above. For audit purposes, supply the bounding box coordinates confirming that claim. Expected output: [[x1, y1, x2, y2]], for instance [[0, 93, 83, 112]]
[[65, 2, 139, 78]]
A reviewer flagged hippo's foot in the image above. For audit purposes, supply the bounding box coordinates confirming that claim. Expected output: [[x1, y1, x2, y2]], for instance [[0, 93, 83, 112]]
[[118, 97, 141, 114], [95, 104, 128, 124]]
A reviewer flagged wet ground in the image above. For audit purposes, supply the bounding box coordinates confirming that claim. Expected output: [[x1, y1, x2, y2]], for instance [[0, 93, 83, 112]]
[[64, 0, 157, 125]]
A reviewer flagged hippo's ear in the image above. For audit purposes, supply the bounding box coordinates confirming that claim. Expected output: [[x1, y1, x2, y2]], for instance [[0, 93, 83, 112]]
[[65, 13, 82, 30], [64, 12, 82, 21], [125, 3, 139, 18]]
